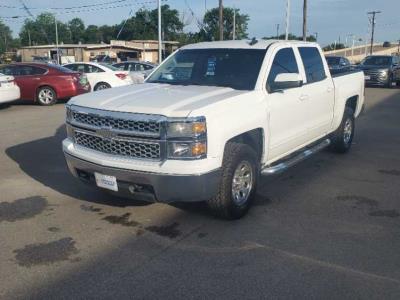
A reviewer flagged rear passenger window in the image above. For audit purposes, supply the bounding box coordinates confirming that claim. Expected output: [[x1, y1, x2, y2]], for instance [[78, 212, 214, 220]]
[[298, 47, 326, 83], [267, 48, 299, 91]]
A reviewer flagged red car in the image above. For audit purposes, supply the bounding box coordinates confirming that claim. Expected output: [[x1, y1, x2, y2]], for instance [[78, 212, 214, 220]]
[[0, 63, 90, 105]]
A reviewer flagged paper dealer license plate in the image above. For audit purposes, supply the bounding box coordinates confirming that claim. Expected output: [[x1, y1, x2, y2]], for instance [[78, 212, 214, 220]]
[[94, 172, 118, 191]]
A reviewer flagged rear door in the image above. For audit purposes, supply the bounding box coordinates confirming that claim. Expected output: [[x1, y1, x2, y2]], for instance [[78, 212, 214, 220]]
[[266, 46, 311, 160], [296, 46, 335, 139]]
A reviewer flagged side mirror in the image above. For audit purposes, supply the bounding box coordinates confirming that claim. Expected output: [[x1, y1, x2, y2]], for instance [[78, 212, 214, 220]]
[[272, 73, 303, 91]]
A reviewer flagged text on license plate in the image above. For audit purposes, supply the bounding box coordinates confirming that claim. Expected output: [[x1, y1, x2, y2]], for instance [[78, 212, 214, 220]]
[[364, 76, 371, 80], [94, 172, 118, 191]]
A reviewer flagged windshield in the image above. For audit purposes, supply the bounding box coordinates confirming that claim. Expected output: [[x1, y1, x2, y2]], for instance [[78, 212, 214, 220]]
[[146, 49, 266, 90], [326, 57, 340, 66], [99, 63, 119, 71], [362, 56, 392, 66]]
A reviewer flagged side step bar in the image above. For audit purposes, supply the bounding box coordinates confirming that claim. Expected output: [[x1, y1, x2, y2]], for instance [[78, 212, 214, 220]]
[[261, 139, 331, 176]]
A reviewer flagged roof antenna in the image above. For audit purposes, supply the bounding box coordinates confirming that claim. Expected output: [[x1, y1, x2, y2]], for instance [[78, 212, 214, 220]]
[[248, 37, 258, 46]]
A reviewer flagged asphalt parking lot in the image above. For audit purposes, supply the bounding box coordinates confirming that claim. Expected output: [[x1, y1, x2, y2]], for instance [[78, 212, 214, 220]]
[[1, 88, 400, 299]]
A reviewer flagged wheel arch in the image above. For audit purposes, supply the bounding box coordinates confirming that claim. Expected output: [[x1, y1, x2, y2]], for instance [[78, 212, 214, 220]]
[[225, 128, 265, 165]]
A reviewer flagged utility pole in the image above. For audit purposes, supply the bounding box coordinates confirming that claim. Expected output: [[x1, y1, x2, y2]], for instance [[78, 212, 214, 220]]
[[367, 11, 381, 55], [28, 30, 31, 46], [232, 8, 236, 40], [314, 32, 318, 42], [398, 39, 400, 54], [276, 24, 280, 39], [158, 0, 162, 63], [285, 0, 291, 40], [219, 0, 223, 41], [302, 0, 307, 41]]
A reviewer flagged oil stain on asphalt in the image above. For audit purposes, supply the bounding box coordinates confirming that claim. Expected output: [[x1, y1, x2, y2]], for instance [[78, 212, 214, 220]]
[[145, 222, 181, 239], [379, 169, 400, 176], [102, 213, 140, 227], [369, 210, 400, 218], [336, 195, 378, 208], [0, 196, 47, 222], [13, 237, 79, 267]]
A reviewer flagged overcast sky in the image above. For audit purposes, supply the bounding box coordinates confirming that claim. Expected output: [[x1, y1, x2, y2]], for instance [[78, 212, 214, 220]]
[[1, 0, 399, 46]]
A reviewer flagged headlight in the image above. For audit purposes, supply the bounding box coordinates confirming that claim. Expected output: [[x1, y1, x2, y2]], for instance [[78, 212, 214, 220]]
[[166, 117, 207, 159], [167, 141, 207, 159], [167, 118, 206, 138], [379, 70, 389, 79]]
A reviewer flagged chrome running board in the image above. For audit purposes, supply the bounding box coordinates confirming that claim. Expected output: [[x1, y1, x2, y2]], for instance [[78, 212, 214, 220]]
[[261, 139, 331, 176]]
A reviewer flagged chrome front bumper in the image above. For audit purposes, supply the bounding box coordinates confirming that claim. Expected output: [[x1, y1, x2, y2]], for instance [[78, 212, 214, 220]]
[[64, 152, 221, 203]]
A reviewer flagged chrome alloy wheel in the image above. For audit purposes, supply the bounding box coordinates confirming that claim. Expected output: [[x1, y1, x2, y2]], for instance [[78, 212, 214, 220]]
[[343, 118, 353, 145], [232, 161, 254, 206], [38, 88, 55, 104]]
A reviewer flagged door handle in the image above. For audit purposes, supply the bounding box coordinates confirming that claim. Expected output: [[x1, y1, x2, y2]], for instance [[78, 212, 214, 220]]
[[327, 87, 333, 93], [299, 94, 309, 101]]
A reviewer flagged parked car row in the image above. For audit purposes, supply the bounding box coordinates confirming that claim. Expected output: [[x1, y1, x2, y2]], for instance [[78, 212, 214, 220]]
[[0, 63, 91, 105], [325, 54, 400, 88], [0, 60, 156, 106]]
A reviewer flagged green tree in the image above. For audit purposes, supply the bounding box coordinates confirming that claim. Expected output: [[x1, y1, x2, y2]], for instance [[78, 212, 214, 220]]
[[0, 20, 14, 54], [19, 13, 72, 46], [84, 25, 102, 43], [202, 7, 249, 41], [116, 5, 183, 41], [68, 18, 86, 44]]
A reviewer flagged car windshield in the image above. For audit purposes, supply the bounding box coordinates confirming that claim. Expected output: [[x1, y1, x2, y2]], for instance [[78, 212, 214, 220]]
[[362, 56, 391, 66], [326, 57, 340, 66], [146, 49, 266, 90], [99, 63, 119, 71]]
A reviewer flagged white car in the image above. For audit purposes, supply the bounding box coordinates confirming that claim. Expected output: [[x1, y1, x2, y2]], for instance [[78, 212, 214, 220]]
[[0, 73, 20, 104], [113, 61, 157, 83], [63, 40, 365, 219], [63, 62, 133, 91]]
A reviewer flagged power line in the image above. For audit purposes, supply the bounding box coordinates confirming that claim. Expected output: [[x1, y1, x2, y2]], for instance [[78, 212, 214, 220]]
[[0, 0, 129, 10], [0, 1, 166, 19]]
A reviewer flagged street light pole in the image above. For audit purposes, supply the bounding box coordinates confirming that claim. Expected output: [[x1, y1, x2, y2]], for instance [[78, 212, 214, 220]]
[[158, 0, 162, 63], [285, 0, 290, 40], [276, 24, 280, 40], [219, 0, 223, 41], [232, 8, 236, 40], [55, 16, 59, 64], [302, 0, 307, 41]]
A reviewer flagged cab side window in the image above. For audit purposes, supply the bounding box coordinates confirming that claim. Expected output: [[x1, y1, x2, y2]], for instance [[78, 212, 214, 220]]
[[298, 47, 326, 83], [267, 48, 299, 91]]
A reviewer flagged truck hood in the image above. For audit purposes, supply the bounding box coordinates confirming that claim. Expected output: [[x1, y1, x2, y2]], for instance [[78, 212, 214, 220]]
[[69, 83, 247, 117]]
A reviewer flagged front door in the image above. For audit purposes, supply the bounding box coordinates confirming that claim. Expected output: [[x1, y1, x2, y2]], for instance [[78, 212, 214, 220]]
[[266, 47, 311, 161]]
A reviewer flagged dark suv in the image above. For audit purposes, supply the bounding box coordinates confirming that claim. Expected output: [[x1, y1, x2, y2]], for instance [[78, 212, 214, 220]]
[[357, 55, 400, 87]]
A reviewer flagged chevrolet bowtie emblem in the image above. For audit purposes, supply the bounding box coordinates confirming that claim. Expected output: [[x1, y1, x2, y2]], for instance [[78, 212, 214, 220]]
[[97, 127, 116, 140]]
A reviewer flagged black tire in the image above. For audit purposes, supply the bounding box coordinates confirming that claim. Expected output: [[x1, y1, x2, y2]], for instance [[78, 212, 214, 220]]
[[207, 142, 259, 220], [94, 82, 111, 91], [329, 107, 355, 153], [36, 86, 57, 106]]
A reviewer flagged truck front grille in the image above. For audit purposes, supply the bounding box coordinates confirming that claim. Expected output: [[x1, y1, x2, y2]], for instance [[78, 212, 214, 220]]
[[75, 131, 161, 160], [72, 111, 161, 136]]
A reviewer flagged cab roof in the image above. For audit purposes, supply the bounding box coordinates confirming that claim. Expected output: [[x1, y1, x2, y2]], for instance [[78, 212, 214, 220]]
[[181, 39, 319, 50]]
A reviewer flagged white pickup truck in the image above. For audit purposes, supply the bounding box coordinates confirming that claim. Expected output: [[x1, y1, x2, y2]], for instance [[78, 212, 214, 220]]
[[63, 40, 365, 219]]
